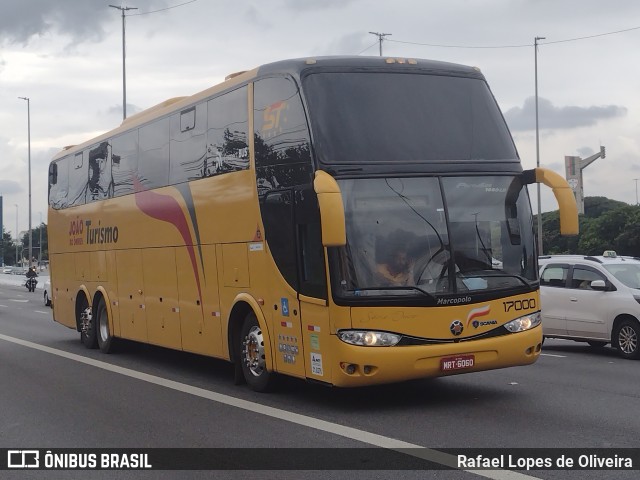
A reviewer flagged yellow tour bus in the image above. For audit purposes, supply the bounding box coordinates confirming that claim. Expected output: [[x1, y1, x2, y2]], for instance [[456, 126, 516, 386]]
[[47, 56, 578, 391]]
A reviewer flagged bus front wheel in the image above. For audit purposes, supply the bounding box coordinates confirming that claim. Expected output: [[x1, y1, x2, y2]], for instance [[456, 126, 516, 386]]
[[239, 312, 275, 392]]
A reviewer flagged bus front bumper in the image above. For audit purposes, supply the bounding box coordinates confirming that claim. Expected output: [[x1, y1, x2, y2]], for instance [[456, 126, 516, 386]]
[[325, 326, 542, 387]]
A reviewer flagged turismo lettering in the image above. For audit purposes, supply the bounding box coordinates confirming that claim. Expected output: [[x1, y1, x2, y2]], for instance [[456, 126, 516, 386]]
[[85, 220, 119, 245]]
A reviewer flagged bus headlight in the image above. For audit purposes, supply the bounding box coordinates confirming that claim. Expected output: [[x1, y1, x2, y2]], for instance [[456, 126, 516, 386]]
[[337, 330, 401, 346], [504, 312, 541, 333]]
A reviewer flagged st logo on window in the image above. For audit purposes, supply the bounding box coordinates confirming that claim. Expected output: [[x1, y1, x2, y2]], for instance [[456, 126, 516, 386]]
[[263, 101, 287, 135]]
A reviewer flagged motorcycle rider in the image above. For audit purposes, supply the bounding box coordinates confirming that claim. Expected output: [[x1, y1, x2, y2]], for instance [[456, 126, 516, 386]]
[[25, 266, 38, 292]]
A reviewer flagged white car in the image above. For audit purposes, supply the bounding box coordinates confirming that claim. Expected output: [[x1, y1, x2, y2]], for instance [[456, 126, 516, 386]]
[[539, 251, 640, 359], [43, 278, 52, 307]]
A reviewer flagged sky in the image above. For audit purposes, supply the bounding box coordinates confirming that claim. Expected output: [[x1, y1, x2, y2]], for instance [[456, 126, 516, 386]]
[[1, 0, 639, 239]]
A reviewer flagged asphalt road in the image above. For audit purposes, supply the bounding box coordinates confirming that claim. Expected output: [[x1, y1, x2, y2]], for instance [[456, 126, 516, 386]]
[[0, 278, 638, 480]]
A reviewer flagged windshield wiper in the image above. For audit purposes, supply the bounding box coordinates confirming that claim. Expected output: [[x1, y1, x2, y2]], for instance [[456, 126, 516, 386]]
[[351, 286, 436, 300], [462, 270, 531, 286]]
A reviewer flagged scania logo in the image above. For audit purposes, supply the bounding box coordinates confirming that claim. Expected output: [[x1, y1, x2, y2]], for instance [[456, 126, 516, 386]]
[[450, 320, 464, 336]]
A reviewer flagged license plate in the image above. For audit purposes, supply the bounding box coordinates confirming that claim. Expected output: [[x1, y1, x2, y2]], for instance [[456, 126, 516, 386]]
[[440, 354, 475, 372]]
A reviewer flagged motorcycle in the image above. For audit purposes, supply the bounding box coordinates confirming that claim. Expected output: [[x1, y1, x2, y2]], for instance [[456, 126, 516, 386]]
[[25, 276, 38, 292]]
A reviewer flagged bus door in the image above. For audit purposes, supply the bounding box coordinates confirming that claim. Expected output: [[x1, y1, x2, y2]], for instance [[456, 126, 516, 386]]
[[262, 185, 329, 381], [294, 184, 330, 383], [261, 189, 305, 379]]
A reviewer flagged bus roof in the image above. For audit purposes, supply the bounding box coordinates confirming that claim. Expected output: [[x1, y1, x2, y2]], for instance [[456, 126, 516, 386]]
[[51, 56, 484, 162]]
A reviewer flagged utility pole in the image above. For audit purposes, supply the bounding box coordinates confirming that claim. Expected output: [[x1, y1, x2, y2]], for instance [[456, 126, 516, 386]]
[[635, 179, 639, 206], [14, 204, 18, 265], [18, 96, 32, 268], [534, 36, 545, 256], [369, 32, 392, 56], [39, 212, 42, 267], [110, 4, 138, 120]]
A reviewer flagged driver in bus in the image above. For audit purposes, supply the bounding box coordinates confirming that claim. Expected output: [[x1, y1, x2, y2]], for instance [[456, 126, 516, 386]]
[[375, 230, 417, 286]]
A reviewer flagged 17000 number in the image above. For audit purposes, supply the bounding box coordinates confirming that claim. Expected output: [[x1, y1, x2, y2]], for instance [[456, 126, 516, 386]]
[[503, 298, 536, 312]]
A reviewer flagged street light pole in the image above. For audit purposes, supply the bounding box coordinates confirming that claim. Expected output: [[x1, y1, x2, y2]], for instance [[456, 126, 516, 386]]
[[635, 179, 639, 206], [39, 212, 42, 267], [534, 36, 545, 256], [110, 4, 138, 120], [18, 96, 32, 268], [14, 204, 18, 266]]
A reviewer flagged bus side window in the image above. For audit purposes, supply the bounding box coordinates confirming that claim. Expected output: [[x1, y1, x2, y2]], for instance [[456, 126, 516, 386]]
[[112, 130, 139, 197], [49, 158, 69, 209], [254, 76, 312, 193], [68, 151, 88, 207], [206, 86, 249, 177], [139, 117, 170, 190], [170, 103, 207, 184]]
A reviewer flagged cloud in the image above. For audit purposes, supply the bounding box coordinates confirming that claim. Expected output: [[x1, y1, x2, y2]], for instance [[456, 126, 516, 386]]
[[0, 0, 168, 44], [321, 32, 371, 56], [0, 179, 22, 195], [576, 146, 595, 157], [504, 97, 627, 131], [281, 0, 358, 11]]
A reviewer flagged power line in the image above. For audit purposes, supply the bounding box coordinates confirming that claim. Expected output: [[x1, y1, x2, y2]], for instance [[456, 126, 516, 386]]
[[388, 39, 530, 49], [386, 24, 640, 50], [541, 25, 640, 45], [128, 0, 198, 16], [358, 40, 380, 55]]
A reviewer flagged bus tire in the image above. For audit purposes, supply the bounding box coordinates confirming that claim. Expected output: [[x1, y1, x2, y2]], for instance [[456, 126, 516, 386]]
[[239, 311, 275, 392], [79, 296, 98, 349], [96, 297, 115, 354], [613, 318, 640, 360]]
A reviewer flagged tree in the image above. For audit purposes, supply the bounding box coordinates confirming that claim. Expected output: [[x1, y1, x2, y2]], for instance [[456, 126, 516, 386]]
[[20, 223, 48, 265], [1, 227, 17, 266], [540, 197, 640, 257]]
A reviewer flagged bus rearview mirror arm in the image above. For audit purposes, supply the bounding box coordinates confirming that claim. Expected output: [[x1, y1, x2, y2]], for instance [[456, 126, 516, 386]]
[[522, 167, 579, 236], [314, 170, 347, 247]]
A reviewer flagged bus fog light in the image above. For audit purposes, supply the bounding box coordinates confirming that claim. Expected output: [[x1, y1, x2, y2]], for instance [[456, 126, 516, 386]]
[[504, 312, 541, 333], [337, 330, 401, 346]]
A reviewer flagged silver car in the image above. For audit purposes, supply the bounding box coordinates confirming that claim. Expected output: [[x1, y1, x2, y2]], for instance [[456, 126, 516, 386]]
[[539, 251, 640, 359]]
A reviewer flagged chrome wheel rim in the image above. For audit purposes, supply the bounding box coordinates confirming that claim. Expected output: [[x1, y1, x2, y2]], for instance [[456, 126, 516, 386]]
[[243, 325, 265, 377], [619, 325, 638, 355]]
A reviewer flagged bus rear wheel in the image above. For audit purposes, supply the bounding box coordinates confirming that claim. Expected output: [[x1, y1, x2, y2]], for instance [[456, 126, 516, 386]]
[[96, 297, 115, 354], [79, 296, 97, 349], [239, 312, 275, 392]]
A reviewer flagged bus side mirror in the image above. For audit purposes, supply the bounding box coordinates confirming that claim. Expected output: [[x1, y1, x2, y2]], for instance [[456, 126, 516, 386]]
[[522, 167, 579, 236], [313, 170, 346, 247]]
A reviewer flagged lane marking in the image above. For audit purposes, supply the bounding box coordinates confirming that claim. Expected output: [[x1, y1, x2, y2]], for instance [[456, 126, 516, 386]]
[[0, 305, 8, 308], [540, 353, 566, 358], [9, 299, 29, 303], [35, 310, 51, 315], [0, 332, 539, 480]]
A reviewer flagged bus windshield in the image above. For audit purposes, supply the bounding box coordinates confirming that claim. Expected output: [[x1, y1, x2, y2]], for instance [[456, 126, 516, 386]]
[[331, 175, 536, 300], [303, 71, 518, 164]]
